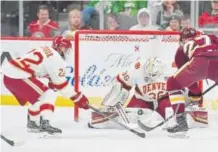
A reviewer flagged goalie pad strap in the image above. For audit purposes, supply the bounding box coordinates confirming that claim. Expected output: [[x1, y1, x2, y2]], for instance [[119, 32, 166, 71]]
[[115, 103, 130, 124], [91, 112, 118, 125]]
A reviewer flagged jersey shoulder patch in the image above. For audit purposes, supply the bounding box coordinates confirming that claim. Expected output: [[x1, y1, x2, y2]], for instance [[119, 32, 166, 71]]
[[41, 46, 54, 58]]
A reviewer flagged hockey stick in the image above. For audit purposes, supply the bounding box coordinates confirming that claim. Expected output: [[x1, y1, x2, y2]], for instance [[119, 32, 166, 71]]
[[114, 102, 131, 124], [1, 134, 24, 146], [138, 83, 217, 132], [88, 104, 146, 138]]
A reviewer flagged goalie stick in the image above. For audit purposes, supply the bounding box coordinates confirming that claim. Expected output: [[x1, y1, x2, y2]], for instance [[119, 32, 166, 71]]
[[137, 83, 217, 132], [87, 104, 146, 138], [1, 134, 24, 146]]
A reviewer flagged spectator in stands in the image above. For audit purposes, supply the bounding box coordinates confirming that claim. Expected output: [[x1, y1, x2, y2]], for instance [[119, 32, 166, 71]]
[[62, 9, 90, 39], [165, 14, 182, 31], [129, 8, 159, 30], [82, 6, 99, 29], [156, 0, 183, 29], [181, 14, 191, 30], [106, 13, 119, 30], [177, 0, 191, 16], [198, 0, 218, 28], [116, 3, 138, 30], [26, 5, 59, 37], [1, 13, 18, 36], [119, 1, 135, 16]]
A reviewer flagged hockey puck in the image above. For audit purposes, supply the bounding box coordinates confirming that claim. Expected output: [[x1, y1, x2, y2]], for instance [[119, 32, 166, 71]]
[[137, 109, 144, 115]]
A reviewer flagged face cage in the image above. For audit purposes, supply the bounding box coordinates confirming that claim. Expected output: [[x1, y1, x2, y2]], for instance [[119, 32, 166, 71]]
[[59, 47, 71, 60]]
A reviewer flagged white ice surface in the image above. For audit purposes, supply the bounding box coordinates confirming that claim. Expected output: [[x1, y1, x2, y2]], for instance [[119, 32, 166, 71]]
[[1, 106, 218, 152]]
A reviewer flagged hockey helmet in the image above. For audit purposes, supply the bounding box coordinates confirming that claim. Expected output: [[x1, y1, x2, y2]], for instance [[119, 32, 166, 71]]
[[144, 57, 164, 81], [52, 36, 72, 59], [180, 28, 197, 43]]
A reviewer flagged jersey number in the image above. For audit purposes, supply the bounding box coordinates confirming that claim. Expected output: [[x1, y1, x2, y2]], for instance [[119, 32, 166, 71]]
[[12, 51, 44, 75], [148, 91, 164, 100], [122, 71, 130, 81], [58, 68, 65, 77], [183, 35, 210, 58]]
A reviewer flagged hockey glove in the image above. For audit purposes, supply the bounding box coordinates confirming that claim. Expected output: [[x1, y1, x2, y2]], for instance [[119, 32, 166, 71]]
[[48, 81, 56, 90], [71, 92, 89, 110]]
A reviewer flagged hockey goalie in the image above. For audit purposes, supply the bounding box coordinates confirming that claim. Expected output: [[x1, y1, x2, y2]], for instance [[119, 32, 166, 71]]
[[88, 57, 208, 130]]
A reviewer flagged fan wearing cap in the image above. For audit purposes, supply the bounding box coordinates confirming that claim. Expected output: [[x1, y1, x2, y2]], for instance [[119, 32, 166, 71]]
[[1, 36, 90, 134], [165, 14, 182, 31], [129, 8, 159, 30], [198, 0, 218, 27]]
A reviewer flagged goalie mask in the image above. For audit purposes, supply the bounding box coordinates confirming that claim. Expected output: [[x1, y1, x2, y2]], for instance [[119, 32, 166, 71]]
[[144, 57, 164, 81]]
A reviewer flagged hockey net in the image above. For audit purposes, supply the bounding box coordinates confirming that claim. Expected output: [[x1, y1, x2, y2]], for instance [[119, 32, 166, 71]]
[[73, 30, 203, 121]]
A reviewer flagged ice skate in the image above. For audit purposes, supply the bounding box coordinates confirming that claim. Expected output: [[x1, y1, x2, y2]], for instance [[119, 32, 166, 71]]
[[39, 117, 62, 134], [167, 113, 189, 138], [27, 115, 40, 133]]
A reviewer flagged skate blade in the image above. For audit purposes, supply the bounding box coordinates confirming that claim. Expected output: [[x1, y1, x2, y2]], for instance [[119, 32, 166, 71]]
[[168, 131, 189, 139], [39, 132, 62, 139], [27, 128, 40, 133], [13, 140, 25, 146]]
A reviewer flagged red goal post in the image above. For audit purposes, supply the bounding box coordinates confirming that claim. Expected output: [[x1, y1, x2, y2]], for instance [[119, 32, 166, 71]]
[[73, 30, 203, 121]]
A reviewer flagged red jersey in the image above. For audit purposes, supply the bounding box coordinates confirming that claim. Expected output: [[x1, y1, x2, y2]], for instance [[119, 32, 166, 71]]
[[27, 20, 59, 37], [198, 11, 218, 27]]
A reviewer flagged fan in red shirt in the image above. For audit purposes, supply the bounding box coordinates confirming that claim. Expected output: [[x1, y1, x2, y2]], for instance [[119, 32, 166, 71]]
[[198, 0, 218, 27], [27, 5, 59, 37]]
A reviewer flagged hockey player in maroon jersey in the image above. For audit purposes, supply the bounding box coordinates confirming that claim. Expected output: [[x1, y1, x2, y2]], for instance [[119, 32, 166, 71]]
[[166, 28, 218, 135]]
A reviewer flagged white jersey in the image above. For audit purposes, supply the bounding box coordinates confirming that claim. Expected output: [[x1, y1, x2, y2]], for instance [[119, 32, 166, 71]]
[[2, 46, 76, 99], [117, 59, 167, 102]]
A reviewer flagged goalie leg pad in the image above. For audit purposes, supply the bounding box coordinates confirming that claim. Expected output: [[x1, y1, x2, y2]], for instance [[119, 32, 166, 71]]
[[90, 111, 118, 125], [89, 109, 123, 129], [186, 106, 208, 128]]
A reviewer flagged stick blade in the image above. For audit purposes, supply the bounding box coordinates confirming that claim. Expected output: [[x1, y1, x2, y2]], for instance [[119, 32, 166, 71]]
[[13, 140, 25, 146], [137, 120, 153, 132], [1, 134, 24, 147], [138, 132, 146, 138]]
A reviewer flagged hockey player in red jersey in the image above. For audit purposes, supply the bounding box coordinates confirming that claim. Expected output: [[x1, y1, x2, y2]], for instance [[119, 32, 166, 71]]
[[2, 36, 89, 134], [166, 28, 218, 134], [88, 57, 173, 129]]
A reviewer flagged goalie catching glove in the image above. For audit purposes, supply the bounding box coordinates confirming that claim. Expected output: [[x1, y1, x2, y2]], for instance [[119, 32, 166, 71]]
[[71, 92, 89, 109]]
